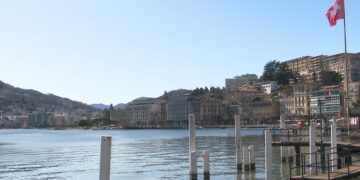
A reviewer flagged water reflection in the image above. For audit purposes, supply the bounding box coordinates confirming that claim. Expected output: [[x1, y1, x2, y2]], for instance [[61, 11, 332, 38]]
[[0, 129, 291, 180]]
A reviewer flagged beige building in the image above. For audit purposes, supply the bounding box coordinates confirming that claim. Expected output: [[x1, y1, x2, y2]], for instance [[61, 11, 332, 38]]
[[190, 96, 223, 126], [280, 96, 293, 117], [126, 98, 167, 128], [292, 83, 318, 116], [227, 82, 279, 124], [248, 99, 279, 124], [225, 74, 258, 93], [283, 53, 360, 85], [283, 52, 360, 111], [279, 82, 319, 118]]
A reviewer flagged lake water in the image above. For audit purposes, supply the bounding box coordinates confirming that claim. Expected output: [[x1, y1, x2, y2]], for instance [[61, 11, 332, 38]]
[[0, 129, 291, 180]]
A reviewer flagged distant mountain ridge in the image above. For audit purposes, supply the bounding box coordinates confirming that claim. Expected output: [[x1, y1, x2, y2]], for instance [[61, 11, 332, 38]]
[[90, 103, 127, 110], [0, 80, 99, 114], [90, 103, 109, 110]]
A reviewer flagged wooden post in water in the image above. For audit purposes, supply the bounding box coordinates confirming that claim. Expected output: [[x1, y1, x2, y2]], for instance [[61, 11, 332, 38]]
[[249, 145, 255, 169], [309, 126, 316, 175], [331, 117, 337, 172], [295, 146, 301, 166], [288, 147, 294, 163], [280, 115, 287, 162], [188, 114, 197, 179], [99, 136, 112, 180], [203, 150, 210, 179], [243, 146, 250, 170], [235, 115, 243, 170], [265, 130, 272, 180]]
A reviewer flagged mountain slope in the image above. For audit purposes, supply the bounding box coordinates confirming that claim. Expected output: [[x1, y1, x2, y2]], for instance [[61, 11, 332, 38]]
[[0, 80, 99, 114]]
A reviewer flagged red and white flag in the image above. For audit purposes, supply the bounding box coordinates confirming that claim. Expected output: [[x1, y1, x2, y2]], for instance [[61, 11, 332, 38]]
[[326, 0, 345, 26]]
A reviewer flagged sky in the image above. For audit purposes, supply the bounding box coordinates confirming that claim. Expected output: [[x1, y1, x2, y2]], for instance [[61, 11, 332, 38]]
[[0, 0, 359, 105]]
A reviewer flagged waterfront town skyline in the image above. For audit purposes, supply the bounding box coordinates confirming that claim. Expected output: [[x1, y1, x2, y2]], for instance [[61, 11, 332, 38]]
[[3, 51, 360, 129], [0, 1, 360, 105]]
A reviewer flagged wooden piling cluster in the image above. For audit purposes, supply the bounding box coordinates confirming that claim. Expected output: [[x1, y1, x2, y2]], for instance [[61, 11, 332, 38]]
[[98, 114, 260, 180], [236, 115, 256, 172]]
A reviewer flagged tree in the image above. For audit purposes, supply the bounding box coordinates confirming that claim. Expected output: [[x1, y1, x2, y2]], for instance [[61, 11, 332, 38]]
[[321, 71, 343, 86], [163, 91, 169, 100], [261, 60, 280, 81], [78, 119, 92, 127], [205, 87, 209, 93], [276, 63, 294, 85], [261, 60, 294, 85]]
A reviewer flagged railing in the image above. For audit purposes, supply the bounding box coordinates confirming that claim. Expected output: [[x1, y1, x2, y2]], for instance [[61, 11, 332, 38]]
[[267, 127, 348, 144], [327, 150, 360, 179], [289, 150, 323, 178], [289, 148, 360, 179]]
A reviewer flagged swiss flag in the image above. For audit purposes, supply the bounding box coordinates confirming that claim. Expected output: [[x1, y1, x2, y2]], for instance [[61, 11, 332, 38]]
[[326, 0, 345, 26]]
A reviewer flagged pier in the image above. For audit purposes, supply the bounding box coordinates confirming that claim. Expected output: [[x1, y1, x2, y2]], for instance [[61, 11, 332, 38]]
[[267, 125, 360, 180]]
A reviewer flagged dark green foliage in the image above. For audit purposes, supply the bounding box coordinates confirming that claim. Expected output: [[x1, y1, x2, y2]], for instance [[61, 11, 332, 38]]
[[323, 71, 343, 86], [261, 60, 280, 81], [191, 86, 224, 99], [276, 63, 294, 85], [353, 100, 360, 109], [78, 119, 92, 127], [261, 60, 294, 85]]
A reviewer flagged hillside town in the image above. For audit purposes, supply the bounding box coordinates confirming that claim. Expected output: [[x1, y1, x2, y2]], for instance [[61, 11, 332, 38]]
[[109, 52, 360, 129]]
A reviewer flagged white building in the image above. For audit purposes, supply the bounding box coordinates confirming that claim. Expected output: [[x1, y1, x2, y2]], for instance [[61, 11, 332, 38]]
[[261, 81, 278, 94]]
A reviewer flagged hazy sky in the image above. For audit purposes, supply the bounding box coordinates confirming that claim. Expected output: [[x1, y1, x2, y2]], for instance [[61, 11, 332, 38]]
[[0, 0, 359, 105]]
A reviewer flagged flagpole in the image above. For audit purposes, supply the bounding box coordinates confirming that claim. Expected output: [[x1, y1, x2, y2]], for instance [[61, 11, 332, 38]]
[[342, 0, 350, 139]]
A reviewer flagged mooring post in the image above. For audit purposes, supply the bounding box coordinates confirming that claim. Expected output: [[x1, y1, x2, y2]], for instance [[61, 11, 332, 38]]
[[288, 146, 294, 163], [190, 151, 197, 179], [99, 136, 112, 180], [188, 114, 197, 179], [331, 117, 337, 172], [309, 126, 316, 175], [203, 150, 210, 179], [295, 146, 301, 166], [249, 145, 255, 169], [243, 146, 250, 170], [265, 130, 272, 180], [280, 115, 287, 162], [235, 115, 243, 170]]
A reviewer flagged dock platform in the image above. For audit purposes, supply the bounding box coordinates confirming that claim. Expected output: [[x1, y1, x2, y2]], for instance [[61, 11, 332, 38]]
[[290, 164, 360, 180]]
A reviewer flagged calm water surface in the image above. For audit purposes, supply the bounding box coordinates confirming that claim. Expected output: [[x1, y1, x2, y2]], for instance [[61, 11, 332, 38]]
[[0, 128, 291, 179]]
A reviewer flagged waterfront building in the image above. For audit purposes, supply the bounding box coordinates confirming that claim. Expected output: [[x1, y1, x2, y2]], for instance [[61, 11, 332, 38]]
[[292, 82, 318, 117], [248, 99, 280, 124], [227, 81, 279, 124], [126, 98, 167, 128], [167, 90, 191, 128], [309, 89, 342, 117], [189, 96, 223, 126], [280, 96, 293, 117]]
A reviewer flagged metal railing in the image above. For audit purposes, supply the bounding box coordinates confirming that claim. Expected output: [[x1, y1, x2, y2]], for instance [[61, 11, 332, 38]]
[[267, 127, 348, 144], [289, 148, 360, 179]]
